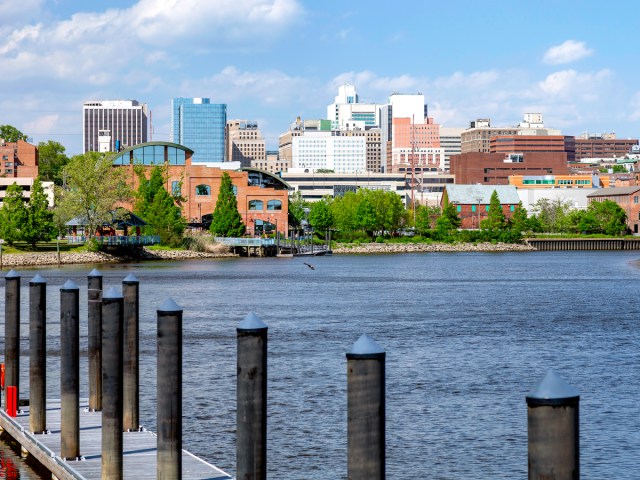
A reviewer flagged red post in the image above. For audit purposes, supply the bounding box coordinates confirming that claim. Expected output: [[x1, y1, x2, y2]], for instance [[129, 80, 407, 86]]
[[6, 386, 17, 417], [1, 363, 4, 389]]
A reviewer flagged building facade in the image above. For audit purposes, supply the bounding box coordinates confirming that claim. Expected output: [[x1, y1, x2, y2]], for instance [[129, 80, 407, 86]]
[[83, 100, 148, 153], [291, 131, 367, 173], [587, 187, 640, 234], [0, 178, 54, 207], [450, 152, 569, 185], [171, 98, 226, 163], [490, 135, 576, 162], [575, 138, 638, 160], [226, 120, 266, 167], [508, 174, 597, 189], [442, 184, 521, 229], [251, 151, 291, 174], [112, 142, 289, 235], [327, 84, 382, 129], [0, 139, 38, 177], [439, 127, 464, 170]]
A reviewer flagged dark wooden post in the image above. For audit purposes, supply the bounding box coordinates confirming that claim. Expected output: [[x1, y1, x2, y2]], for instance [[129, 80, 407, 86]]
[[87, 268, 103, 411], [102, 287, 124, 480], [236, 312, 268, 480], [527, 370, 580, 480], [4, 270, 20, 410], [157, 298, 183, 480], [347, 334, 385, 480], [123, 273, 140, 432], [60, 280, 80, 460], [29, 274, 47, 434]]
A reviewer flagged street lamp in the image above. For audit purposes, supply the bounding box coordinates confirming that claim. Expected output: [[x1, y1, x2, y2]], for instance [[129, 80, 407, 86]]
[[0, 238, 4, 270], [57, 235, 61, 266], [476, 196, 482, 229]]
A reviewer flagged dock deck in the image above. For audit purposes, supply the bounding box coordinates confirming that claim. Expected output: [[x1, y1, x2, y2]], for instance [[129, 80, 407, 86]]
[[0, 400, 232, 480]]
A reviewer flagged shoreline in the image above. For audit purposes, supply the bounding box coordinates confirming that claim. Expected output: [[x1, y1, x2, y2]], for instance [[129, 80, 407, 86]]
[[331, 242, 536, 254]]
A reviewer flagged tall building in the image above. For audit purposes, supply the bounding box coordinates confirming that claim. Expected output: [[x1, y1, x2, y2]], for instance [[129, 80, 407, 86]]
[[292, 130, 367, 174], [226, 120, 266, 167], [0, 139, 38, 177], [439, 127, 464, 170], [490, 135, 576, 162], [171, 98, 226, 163], [327, 84, 382, 130], [574, 133, 638, 160], [83, 100, 148, 153]]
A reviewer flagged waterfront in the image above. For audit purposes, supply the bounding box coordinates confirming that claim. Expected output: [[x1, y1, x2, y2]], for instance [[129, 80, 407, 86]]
[[1, 251, 640, 479]]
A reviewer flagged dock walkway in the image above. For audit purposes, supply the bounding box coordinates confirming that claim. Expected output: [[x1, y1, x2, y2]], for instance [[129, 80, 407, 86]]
[[0, 400, 231, 480]]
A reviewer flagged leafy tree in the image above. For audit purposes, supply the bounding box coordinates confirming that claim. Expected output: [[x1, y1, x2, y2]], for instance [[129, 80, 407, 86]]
[[367, 189, 405, 235], [480, 190, 507, 239], [210, 172, 245, 237], [0, 183, 27, 245], [0, 125, 28, 142], [579, 199, 627, 236], [134, 166, 165, 222], [530, 198, 574, 233], [510, 202, 529, 235], [415, 204, 440, 235], [38, 141, 69, 185], [308, 196, 334, 234], [435, 201, 461, 241], [354, 193, 377, 235], [612, 165, 627, 173], [289, 191, 307, 227], [55, 152, 131, 239], [331, 191, 360, 233], [21, 178, 55, 248]]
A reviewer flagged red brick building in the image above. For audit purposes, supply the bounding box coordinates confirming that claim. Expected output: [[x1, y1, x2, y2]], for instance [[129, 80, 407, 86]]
[[112, 142, 290, 235], [490, 135, 576, 162], [587, 187, 640, 234], [442, 184, 521, 229], [0, 139, 39, 177], [450, 151, 569, 185], [575, 138, 638, 160]]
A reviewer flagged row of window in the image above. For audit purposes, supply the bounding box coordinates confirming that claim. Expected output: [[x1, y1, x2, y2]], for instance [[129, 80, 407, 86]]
[[249, 200, 282, 210]]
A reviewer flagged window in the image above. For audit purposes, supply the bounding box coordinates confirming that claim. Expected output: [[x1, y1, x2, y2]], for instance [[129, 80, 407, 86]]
[[196, 184, 211, 196], [456, 205, 461, 212], [267, 200, 282, 210], [471, 205, 476, 212], [510, 205, 515, 212], [172, 181, 181, 196], [634, 196, 639, 204], [249, 200, 264, 210]]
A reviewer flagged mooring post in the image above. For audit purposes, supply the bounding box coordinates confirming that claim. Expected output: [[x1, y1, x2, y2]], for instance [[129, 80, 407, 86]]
[[157, 298, 183, 480], [236, 312, 268, 480], [4, 270, 20, 411], [60, 280, 80, 460], [526, 370, 580, 480], [122, 273, 140, 432], [29, 274, 47, 434], [102, 287, 124, 480], [346, 334, 386, 480], [87, 268, 103, 411]]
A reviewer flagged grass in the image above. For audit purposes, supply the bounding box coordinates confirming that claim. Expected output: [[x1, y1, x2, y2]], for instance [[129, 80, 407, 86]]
[[1, 241, 87, 254]]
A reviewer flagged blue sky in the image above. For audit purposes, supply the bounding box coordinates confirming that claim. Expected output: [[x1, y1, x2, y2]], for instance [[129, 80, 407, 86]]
[[2, 0, 639, 155]]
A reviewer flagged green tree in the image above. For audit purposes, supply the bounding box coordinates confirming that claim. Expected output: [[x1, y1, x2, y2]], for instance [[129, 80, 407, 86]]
[[612, 165, 627, 173], [435, 201, 461, 241], [531, 198, 574, 233], [354, 192, 377, 236], [55, 152, 131, 239], [289, 191, 307, 228], [210, 172, 245, 237], [331, 191, 360, 233], [309, 196, 335, 234], [38, 140, 69, 185], [579, 199, 627, 236], [480, 190, 507, 239], [134, 166, 165, 222], [510, 202, 529, 235], [0, 125, 28, 142], [415, 204, 440, 235], [21, 178, 55, 248], [0, 183, 27, 245]]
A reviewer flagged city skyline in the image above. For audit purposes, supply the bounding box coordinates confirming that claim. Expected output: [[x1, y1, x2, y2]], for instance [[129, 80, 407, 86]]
[[2, 0, 639, 155]]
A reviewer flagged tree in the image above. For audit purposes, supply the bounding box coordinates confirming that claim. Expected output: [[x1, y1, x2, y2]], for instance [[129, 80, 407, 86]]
[[289, 191, 307, 227], [308, 197, 334, 234], [0, 125, 27, 142], [331, 191, 360, 233], [134, 166, 165, 222], [510, 202, 529, 235], [210, 172, 245, 237], [55, 152, 131, 239], [415, 204, 440, 235], [530, 198, 574, 233], [22, 178, 55, 248], [0, 183, 27, 245], [38, 140, 69, 185], [435, 201, 461, 241], [579, 199, 627, 236], [480, 190, 507, 239]]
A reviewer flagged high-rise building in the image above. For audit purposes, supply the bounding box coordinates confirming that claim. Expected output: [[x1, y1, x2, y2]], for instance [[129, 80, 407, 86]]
[[83, 100, 148, 153], [171, 98, 226, 163], [226, 120, 266, 167], [574, 133, 638, 160], [327, 84, 382, 129], [439, 127, 464, 170]]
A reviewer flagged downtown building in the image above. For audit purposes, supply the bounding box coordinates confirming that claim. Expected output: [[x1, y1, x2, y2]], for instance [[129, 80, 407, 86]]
[[226, 120, 266, 167], [83, 100, 148, 153], [171, 97, 226, 163]]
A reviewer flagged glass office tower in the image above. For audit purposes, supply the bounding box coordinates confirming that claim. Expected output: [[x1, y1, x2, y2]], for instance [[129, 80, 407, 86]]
[[171, 98, 227, 163]]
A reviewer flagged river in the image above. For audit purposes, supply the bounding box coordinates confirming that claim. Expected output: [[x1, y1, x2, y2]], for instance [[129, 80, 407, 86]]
[[1, 251, 640, 479]]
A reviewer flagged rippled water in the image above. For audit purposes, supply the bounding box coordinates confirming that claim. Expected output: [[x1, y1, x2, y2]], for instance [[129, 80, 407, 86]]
[[2, 251, 640, 479]]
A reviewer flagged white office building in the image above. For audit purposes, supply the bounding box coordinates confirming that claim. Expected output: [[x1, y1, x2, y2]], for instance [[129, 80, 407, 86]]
[[83, 100, 148, 153], [292, 131, 367, 173], [327, 84, 382, 129]]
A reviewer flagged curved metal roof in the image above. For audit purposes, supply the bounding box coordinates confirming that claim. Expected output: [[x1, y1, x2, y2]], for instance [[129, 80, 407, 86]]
[[111, 141, 194, 160], [241, 167, 292, 189]]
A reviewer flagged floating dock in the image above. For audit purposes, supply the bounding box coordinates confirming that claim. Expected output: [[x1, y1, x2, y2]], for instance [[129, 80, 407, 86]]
[[0, 400, 232, 480]]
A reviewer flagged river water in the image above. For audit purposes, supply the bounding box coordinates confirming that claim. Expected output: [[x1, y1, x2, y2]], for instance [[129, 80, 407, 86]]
[[1, 251, 640, 479]]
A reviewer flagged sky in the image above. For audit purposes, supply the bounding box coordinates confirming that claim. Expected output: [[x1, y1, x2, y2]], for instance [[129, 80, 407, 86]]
[[2, 0, 639, 155]]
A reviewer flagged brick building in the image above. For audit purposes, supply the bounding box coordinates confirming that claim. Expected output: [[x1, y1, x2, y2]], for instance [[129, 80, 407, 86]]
[[587, 187, 640, 234], [450, 152, 569, 185], [575, 138, 638, 160], [442, 184, 521, 229], [0, 139, 39, 178], [112, 142, 289, 235], [490, 135, 576, 162]]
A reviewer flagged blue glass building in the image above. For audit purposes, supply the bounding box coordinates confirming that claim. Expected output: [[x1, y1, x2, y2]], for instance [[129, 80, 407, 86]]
[[171, 98, 226, 163]]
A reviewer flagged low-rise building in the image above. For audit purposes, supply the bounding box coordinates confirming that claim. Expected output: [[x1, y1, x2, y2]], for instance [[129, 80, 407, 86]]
[[441, 184, 520, 229], [509, 174, 597, 189], [587, 187, 640, 234], [0, 139, 39, 178], [0, 178, 54, 207]]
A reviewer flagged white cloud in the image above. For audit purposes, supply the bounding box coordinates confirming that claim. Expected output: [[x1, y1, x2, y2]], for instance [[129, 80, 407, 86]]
[[24, 114, 60, 135], [538, 69, 612, 99], [543, 40, 593, 65], [0, 0, 43, 28]]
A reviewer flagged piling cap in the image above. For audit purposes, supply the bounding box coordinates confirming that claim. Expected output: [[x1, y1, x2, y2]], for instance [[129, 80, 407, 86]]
[[123, 273, 139, 284], [103, 287, 123, 300], [526, 370, 580, 406], [60, 279, 78, 291], [88, 268, 102, 277], [5, 269, 20, 279], [237, 312, 268, 332], [29, 274, 46, 284], [347, 334, 386, 360], [157, 297, 182, 313]]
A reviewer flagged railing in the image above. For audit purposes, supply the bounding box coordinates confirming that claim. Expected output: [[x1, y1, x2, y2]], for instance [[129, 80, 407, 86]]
[[67, 235, 161, 246], [214, 237, 276, 247]]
